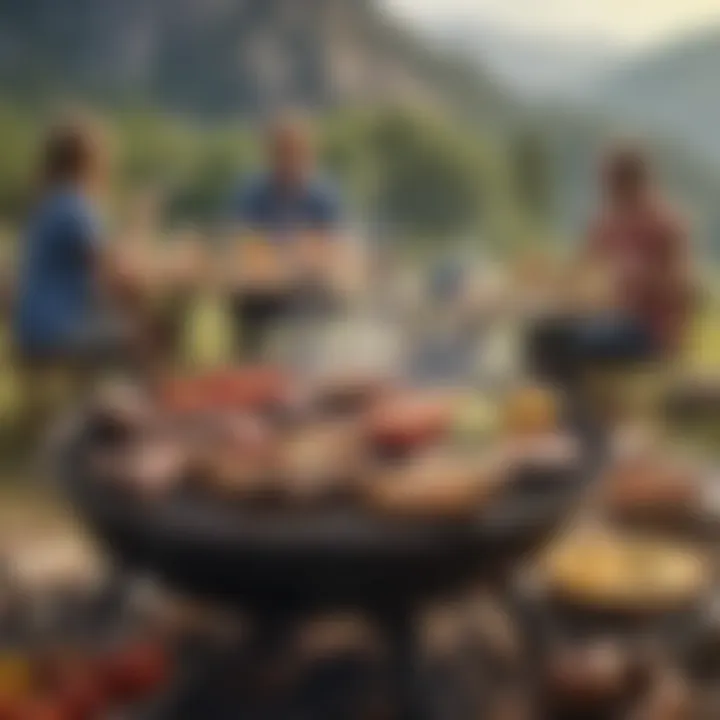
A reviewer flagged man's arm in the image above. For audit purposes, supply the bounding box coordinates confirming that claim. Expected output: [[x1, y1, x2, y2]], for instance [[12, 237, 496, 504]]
[[309, 183, 369, 296], [660, 208, 696, 310], [584, 215, 608, 261], [84, 209, 156, 310], [67, 201, 128, 300]]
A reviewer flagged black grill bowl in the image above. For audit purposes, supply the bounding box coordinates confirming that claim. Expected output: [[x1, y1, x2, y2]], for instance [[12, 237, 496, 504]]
[[59, 430, 587, 616]]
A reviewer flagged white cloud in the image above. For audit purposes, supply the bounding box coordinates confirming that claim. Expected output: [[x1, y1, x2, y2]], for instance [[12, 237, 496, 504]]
[[385, 0, 720, 47]]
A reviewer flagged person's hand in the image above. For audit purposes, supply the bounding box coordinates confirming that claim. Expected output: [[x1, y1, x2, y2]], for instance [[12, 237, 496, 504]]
[[296, 234, 365, 298], [165, 240, 208, 291], [293, 234, 333, 278], [233, 237, 289, 292], [329, 241, 367, 299], [106, 242, 157, 305]]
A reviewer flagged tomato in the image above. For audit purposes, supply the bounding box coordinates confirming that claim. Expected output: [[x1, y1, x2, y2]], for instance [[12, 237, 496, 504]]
[[13, 698, 67, 720], [54, 672, 106, 720], [367, 393, 456, 452], [160, 379, 207, 414], [161, 367, 291, 414], [0, 697, 23, 720], [99, 642, 170, 703], [207, 367, 290, 410]]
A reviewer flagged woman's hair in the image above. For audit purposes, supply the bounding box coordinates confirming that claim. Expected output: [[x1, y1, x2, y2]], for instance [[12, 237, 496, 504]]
[[602, 143, 651, 199], [38, 113, 108, 190]]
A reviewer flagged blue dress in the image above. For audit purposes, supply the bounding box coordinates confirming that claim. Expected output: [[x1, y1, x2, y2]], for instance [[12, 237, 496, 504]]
[[14, 188, 103, 357]]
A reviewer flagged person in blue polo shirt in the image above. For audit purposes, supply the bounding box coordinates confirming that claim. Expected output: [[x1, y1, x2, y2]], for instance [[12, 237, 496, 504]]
[[229, 112, 345, 359], [14, 116, 144, 373], [236, 113, 341, 236]]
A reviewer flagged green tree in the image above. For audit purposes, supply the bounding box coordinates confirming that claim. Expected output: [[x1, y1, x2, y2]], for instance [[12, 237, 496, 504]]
[[366, 110, 489, 241], [510, 131, 553, 225], [169, 129, 256, 221], [0, 105, 37, 222]]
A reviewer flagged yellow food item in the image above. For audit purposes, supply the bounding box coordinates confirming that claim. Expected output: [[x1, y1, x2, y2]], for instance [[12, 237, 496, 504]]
[[502, 385, 559, 437], [0, 654, 32, 699], [452, 396, 500, 446], [542, 532, 708, 610]]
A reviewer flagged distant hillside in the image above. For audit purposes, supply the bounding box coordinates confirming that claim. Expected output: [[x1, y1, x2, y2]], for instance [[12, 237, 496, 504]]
[[0, 0, 509, 120], [528, 103, 720, 256], [599, 30, 720, 162], [419, 17, 624, 101], [1, 0, 720, 256]]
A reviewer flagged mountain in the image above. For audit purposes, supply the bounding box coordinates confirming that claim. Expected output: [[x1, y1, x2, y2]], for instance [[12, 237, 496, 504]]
[[1, 0, 720, 255], [417, 18, 625, 101], [427, 19, 720, 252], [599, 30, 720, 162], [527, 102, 720, 253], [0, 0, 509, 119]]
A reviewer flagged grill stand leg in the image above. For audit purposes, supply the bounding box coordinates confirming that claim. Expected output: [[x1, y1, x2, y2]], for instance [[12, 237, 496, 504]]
[[378, 609, 426, 720]]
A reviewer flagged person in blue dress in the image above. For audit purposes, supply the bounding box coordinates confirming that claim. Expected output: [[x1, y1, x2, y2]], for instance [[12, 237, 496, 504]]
[[229, 112, 345, 359], [14, 116, 142, 373]]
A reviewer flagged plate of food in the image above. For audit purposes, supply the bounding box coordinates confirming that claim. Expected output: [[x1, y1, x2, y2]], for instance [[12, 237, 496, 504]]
[[540, 530, 711, 615], [601, 454, 702, 526]]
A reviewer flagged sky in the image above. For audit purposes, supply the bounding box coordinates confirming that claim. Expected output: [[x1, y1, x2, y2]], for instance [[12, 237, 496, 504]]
[[386, 0, 720, 48]]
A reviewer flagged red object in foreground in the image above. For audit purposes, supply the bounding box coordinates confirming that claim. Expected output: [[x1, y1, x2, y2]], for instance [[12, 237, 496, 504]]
[[12, 698, 68, 720], [32, 654, 108, 720], [161, 367, 291, 414], [55, 673, 106, 720], [366, 392, 456, 452], [99, 642, 170, 704], [0, 698, 24, 720]]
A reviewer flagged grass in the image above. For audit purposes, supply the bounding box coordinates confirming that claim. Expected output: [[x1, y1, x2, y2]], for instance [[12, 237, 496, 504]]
[[685, 301, 720, 370]]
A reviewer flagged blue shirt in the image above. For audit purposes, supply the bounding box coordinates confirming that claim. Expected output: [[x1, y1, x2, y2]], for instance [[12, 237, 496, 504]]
[[233, 174, 342, 237], [14, 189, 103, 354]]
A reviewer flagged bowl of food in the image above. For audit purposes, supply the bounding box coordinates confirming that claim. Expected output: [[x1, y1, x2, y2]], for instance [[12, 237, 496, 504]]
[[540, 530, 710, 615]]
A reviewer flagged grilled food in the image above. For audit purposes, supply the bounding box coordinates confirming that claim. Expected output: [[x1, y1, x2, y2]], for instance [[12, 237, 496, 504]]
[[189, 415, 278, 501], [502, 385, 560, 437], [502, 432, 581, 471], [545, 641, 635, 710], [628, 668, 691, 720], [602, 456, 701, 523], [365, 452, 503, 520], [90, 437, 188, 501], [542, 531, 709, 612], [366, 390, 459, 454], [87, 381, 156, 445], [194, 445, 275, 501], [276, 421, 367, 504], [610, 423, 664, 463], [312, 372, 388, 415], [160, 367, 291, 415]]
